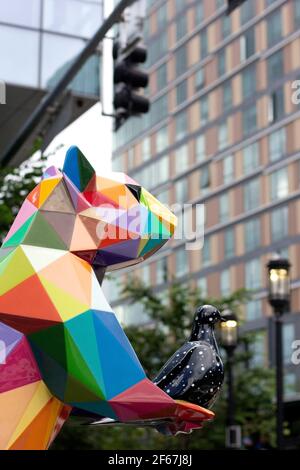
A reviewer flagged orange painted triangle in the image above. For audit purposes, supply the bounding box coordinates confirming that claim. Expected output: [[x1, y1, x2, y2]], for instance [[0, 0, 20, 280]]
[[0, 273, 62, 325], [9, 397, 62, 450], [69, 215, 99, 251], [27, 184, 41, 208]]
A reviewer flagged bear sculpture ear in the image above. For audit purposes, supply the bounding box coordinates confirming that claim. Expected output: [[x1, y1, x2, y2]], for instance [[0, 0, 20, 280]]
[[62, 146, 95, 193]]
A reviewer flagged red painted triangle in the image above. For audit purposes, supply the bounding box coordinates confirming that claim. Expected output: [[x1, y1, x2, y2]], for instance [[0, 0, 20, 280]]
[[109, 378, 176, 421], [0, 274, 62, 327]]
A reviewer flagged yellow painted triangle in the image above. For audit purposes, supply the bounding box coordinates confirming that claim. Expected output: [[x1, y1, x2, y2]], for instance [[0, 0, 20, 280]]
[[0, 246, 35, 295], [38, 276, 89, 321], [137, 236, 150, 255], [141, 189, 177, 228], [6, 381, 50, 449], [38, 177, 62, 207]]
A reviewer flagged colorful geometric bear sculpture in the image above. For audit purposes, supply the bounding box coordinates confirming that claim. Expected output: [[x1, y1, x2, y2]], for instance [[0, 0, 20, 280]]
[[0, 146, 214, 449]]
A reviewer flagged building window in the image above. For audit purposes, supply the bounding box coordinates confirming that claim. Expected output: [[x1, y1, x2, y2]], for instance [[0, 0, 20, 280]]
[[219, 192, 229, 223], [195, 134, 206, 162], [202, 236, 211, 266], [269, 127, 286, 162], [294, 0, 300, 29], [156, 62, 167, 90], [200, 165, 210, 194], [244, 217, 261, 252], [175, 144, 189, 174], [249, 331, 267, 368], [142, 137, 151, 162], [176, 79, 187, 106], [220, 269, 230, 296], [200, 95, 209, 124], [141, 264, 150, 285], [156, 257, 168, 284], [267, 9, 282, 47], [175, 248, 188, 278], [244, 177, 260, 211], [156, 125, 169, 153], [270, 167, 288, 201], [224, 227, 235, 259], [223, 154, 234, 184], [175, 178, 189, 203], [283, 323, 295, 365], [221, 14, 231, 39], [245, 258, 261, 290], [284, 372, 298, 400], [218, 120, 228, 151], [128, 148, 135, 169], [150, 93, 168, 126], [242, 64, 256, 99], [194, 68, 205, 91], [243, 142, 260, 174], [0, 0, 41, 28], [243, 103, 257, 136], [216, 0, 225, 9], [175, 44, 187, 77], [268, 87, 285, 123], [148, 31, 168, 66], [267, 49, 284, 85], [197, 277, 207, 296], [240, 0, 254, 25], [157, 2, 168, 30], [156, 155, 169, 186], [156, 188, 169, 205], [200, 28, 208, 59], [218, 49, 226, 77], [271, 205, 288, 241], [223, 80, 232, 112], [175, 110, 188, 141], [245, 299, 262, 322], [240, 28, 255, 61], [195, 1, 204, 25], [176, 14, 187, 41]]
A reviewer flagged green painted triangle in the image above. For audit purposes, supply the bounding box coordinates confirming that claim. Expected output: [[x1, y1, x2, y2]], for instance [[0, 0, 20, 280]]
[[23, 211, 67, 250], [140, 237, 164, 257], [0, 247, 15, 263], [28, 322, 67, 369], [78, 148, 95, 191], [65, 311, 106, 397], [64, 373, 104, 403], [140, 189, 149, 210], [2, 213, 36, 248], [64, 328, 105, 400], [0, 246, 35, 295]]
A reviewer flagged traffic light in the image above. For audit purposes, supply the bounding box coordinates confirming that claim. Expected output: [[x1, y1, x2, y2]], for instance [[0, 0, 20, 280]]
[[113, 42, 150, 130], [227, 0, 247, 14]]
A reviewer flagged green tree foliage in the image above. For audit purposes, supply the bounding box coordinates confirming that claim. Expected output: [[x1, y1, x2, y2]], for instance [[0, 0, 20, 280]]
[[0, 155, 46, 241], [53, 280, 276, 450]]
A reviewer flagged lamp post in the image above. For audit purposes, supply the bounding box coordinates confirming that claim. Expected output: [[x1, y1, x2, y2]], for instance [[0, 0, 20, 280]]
[[220, 309, 240, 449], [266, 255, 291, 450]]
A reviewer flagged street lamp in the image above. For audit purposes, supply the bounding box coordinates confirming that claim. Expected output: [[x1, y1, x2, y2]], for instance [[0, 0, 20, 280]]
[[220, 309, 241, 449], [267, 254, 291, 450]]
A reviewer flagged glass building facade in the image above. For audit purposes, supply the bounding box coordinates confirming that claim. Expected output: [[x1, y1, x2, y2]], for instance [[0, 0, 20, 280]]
[[109, 0, 300, 407], [0, 0, 103, 94]]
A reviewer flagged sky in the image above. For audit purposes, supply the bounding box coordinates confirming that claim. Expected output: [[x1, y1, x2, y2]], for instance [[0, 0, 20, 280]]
[[45, 102, 113, 174]]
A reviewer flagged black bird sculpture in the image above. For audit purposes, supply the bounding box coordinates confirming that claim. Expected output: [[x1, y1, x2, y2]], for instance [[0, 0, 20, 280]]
[[153, 305, 225, 409]]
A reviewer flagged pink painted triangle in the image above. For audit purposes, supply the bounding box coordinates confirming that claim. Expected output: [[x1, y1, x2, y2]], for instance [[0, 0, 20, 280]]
[[3, 199, 37, 244], [64, 175, 91, 212], [0, 336, 41, 393], [109, 378, 176, 421]]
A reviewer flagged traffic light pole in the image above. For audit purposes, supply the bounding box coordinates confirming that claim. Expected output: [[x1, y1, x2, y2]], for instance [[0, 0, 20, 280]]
[[1, 0, 136, 167]]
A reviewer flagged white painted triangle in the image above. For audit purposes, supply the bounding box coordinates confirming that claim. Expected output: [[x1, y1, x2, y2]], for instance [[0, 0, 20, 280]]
[[20, 244, 67, 272], [91, 271, 113, 312]]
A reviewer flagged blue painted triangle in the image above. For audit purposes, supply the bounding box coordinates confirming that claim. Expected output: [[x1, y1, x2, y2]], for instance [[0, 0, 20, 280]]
[[92, 310, 146, 399]]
